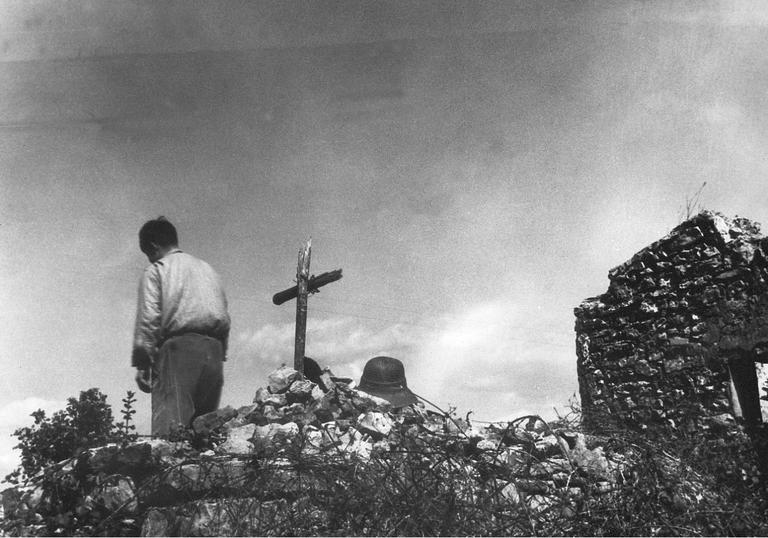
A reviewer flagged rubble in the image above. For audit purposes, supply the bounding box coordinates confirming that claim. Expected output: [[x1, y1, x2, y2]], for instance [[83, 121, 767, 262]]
[[0, 363, 634, 537]]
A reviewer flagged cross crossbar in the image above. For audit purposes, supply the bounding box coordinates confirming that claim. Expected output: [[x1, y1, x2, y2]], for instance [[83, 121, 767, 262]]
[[272, 269, 343, 305]]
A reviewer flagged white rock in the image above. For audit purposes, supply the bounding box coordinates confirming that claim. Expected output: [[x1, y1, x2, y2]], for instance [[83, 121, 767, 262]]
[[311, 385, 325, 401], [527, 494, 555, 514], [320, 422, 340, 447], [351, 389, 392, 411], [356, 412, 394, 437], [711, 214, 733, 243], [476, 439, 498, 451], [344, 437, 372, 460], [264, 393, 288, 407], [570, 444, 613, 480], [288, 379, 315, 400], [268, 365, 300, 393], [218, 424, 257, 454], [500, 482, 520, 505], [302, 426, 324, 456], [253, 422, 299, 446], [534, 435, 561, 453]]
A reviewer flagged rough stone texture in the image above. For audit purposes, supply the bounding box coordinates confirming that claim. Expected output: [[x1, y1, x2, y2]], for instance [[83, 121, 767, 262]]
[[192, 406, 238, 436], [217, 424, 256, 454], [574, 211, 768, 432], [356, 411, 394, 437], [1, 364, 636, 536], [267, 365, 300, 393], [91, 476, 138, 513], [287, 379, 316, 403], [253, 422, 300, 448]]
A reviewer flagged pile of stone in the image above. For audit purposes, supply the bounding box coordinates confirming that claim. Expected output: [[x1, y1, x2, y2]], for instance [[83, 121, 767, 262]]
[[194, 364, 402, 459], [2, 365, 628, 536], [575, 210, 768, 431]]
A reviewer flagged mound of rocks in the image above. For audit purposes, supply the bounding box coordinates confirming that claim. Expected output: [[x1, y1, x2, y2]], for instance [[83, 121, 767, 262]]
[[2, 365, 629, 537]]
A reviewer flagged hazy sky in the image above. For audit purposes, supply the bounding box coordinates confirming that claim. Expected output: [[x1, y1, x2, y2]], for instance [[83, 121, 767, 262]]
[[2, 1, 768, 478]]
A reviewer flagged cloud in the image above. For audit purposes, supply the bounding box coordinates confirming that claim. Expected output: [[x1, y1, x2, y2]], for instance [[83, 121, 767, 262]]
[[0, 398, 64, 429], [408, 299, 576, 422], [0, 397, 65, 480], [231, 315, 427, 381]]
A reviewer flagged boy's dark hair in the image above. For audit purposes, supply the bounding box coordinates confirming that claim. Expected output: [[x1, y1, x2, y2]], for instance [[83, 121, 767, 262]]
[[139, 216, 178, 253]]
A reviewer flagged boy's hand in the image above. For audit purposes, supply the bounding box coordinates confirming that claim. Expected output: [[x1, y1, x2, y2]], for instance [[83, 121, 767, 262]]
[[135, 368, 153, 393]]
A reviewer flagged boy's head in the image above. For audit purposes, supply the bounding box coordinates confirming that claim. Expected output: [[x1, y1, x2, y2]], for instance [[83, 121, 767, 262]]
[[139, 216, 178, 262]]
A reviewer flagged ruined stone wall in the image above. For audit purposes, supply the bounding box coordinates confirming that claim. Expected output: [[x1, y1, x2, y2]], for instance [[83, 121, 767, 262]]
[[575, 211, 768, 432]]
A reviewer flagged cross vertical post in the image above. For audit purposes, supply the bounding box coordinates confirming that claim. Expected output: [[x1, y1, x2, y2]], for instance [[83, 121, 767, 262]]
[[273, 241, 342, 377], [293, 238, 311, 376]]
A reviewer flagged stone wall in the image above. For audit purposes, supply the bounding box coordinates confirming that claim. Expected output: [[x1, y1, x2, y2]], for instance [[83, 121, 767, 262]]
[[574, 211, 768, 432]]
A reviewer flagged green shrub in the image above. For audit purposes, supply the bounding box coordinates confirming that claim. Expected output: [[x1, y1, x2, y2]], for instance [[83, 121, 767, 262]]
[[5, 388, 137, 485]]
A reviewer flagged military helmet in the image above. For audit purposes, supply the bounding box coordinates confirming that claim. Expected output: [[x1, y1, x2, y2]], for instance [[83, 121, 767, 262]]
[[358, 356, 418, 408]]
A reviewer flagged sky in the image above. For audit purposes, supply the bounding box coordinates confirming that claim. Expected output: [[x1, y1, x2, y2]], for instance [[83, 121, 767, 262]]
[[2, 0, 768, 479]]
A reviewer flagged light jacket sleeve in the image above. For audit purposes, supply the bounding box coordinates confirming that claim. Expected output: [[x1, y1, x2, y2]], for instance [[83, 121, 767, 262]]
[[132, 264, 162, 368]]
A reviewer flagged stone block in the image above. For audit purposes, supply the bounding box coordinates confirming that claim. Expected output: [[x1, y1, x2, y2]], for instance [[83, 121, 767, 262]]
[[318, 372, 337, 392], [253, 422, 300, 446], [222, 415, 248, 434], [263, 393, 288, 407], [88, 440, 183, 476], [252, 387, 270, 404], [153, 459, 249, 504], [141, 509, 171, 536], [262, 405, 284, 422], [192, 406, 238, 435], [237, 403, 259, 416], [311, 384, 325, 402], [337, 430, 373, 460], [287, 379, 316, 403], [350, 390, 393, 412], [91, 475, 138, 513], [268, 365, 301, 393], [570, 445, 613, 481], [732, 240, 758, 263], [356, 412, 394, 437], [474, 438, 500, 454], [283, 402, 306, 415], [499, 482, 521, 505], [301, 426, 324, 456], [217, 424, 257, 454]]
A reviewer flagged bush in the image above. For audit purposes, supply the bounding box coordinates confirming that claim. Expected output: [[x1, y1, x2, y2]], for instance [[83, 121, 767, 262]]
[[5, 388, 137, 485]]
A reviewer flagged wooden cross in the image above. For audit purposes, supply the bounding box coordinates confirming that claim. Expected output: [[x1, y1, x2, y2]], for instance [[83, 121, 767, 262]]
[[272, 238, 343, 376]]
